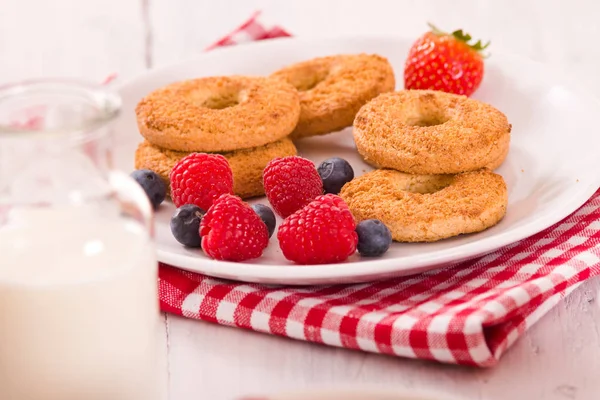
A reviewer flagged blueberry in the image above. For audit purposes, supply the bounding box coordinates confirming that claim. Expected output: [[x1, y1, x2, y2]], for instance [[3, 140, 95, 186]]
[[170, 204, 205, 247], [130, 169, 167, 210], [252, 203, 276, 238], [356, 219, 392, 257], [317, 157, 354, 194]]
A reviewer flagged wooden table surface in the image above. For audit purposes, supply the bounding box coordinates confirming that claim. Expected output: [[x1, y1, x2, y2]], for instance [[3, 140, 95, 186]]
[[3, 1, 600, 399]]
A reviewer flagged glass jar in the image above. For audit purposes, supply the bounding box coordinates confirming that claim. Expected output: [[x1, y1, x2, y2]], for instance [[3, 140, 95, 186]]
[[0, 80, 162, 400]]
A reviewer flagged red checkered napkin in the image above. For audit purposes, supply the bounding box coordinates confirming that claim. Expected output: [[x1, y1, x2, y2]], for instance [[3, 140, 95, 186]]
[[204, 11, 291, 50], [158, 12, 600, 367]]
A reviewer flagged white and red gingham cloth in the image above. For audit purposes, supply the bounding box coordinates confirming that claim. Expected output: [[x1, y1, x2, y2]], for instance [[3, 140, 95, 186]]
[[204, 11, 291, 51], [154, 12, 600, 367]]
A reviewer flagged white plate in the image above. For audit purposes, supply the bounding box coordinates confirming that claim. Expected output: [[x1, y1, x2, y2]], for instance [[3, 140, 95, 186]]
[[115, 36, 600, 285]]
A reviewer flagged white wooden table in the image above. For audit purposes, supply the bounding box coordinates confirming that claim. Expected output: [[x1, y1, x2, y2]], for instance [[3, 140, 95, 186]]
[[3, 1, 600, 398]]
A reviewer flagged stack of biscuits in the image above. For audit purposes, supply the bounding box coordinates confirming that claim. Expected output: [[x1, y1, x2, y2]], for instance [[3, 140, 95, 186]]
[[134, 53, 396, 199], [134, 76, 300, 199], [340, 89, 512, 243]]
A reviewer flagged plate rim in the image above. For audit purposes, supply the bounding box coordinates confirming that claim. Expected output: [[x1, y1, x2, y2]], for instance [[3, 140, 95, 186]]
[[118, 34, 600, 284]]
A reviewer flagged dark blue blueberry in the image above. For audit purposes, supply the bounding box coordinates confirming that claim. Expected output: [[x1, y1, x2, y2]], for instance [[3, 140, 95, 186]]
[[252, 203, 276, 238], [170, 204, 205, 247], [130, 169, 167, 210], [317, 157, 354, 194], [356, 219, 392, 257]]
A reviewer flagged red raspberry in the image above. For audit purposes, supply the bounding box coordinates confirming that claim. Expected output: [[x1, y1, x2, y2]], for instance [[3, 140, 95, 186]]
[[277, 194, 358, 264], [263, 156, 323, 218], [170, 153, 233, 211], [200, 194, 269, 262]]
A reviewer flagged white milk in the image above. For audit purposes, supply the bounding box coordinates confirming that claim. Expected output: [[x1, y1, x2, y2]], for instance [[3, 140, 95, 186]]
[[0, 206, 161, 400]]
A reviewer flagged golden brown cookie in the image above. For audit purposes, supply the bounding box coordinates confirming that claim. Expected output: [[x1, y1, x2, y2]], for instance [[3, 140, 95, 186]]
[[271, 54, 395, 139], [135, 76, 301, 152], [340, 169, 507, 242], [134, 138, 298, 199], [353, 90, 511, 174]]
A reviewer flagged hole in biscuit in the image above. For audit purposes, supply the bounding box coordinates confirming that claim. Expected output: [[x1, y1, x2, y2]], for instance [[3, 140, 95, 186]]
[[283, 66, 330, 92], [295, 75, 326, 91], [405, 115, 449, 127], [401, 175, 454, 194], [201, 92, 239, 110]]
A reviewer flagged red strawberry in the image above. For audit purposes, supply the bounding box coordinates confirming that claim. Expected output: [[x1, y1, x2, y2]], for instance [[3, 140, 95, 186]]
[[263, 156, 323, 218], [200, 194, 269, 262], [169, 153, 234, 211], [404, 23, 489, 96], [277, 194, 358, 265]]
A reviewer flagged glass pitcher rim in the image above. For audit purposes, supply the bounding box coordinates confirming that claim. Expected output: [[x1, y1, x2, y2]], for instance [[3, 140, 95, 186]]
[[0, 78, 121, 140]]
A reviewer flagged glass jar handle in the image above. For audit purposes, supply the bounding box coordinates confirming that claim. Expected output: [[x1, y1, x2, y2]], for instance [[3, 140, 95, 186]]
[[108, 170, 155, 238]]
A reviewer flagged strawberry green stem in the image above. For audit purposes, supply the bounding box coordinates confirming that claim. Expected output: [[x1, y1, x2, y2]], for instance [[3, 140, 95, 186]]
[[427, 22, 491, 54]]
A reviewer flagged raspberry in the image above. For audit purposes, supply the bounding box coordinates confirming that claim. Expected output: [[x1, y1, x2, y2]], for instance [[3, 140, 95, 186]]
[[200, 194, 269, 262], [277, 194, 358, 264], [170, 153, 234, 210], [263, 156, 323, 218]]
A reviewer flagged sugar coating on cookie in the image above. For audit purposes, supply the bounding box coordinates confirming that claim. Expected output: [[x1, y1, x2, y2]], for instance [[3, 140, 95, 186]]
[[135, 76, 301, 152], [353, 90, 511, 174], [340, 168, 507, 242], [271, 53, 396, 139], [134, 138, 298, 199]]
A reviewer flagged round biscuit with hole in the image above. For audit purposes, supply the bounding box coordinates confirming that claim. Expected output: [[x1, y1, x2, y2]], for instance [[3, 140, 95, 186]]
[[353, 90, 511, 174], [270, 53, 395, 139], [135, 76, 300, 152], [134, 137, 298, 199], [340, 168, 507, 242]]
